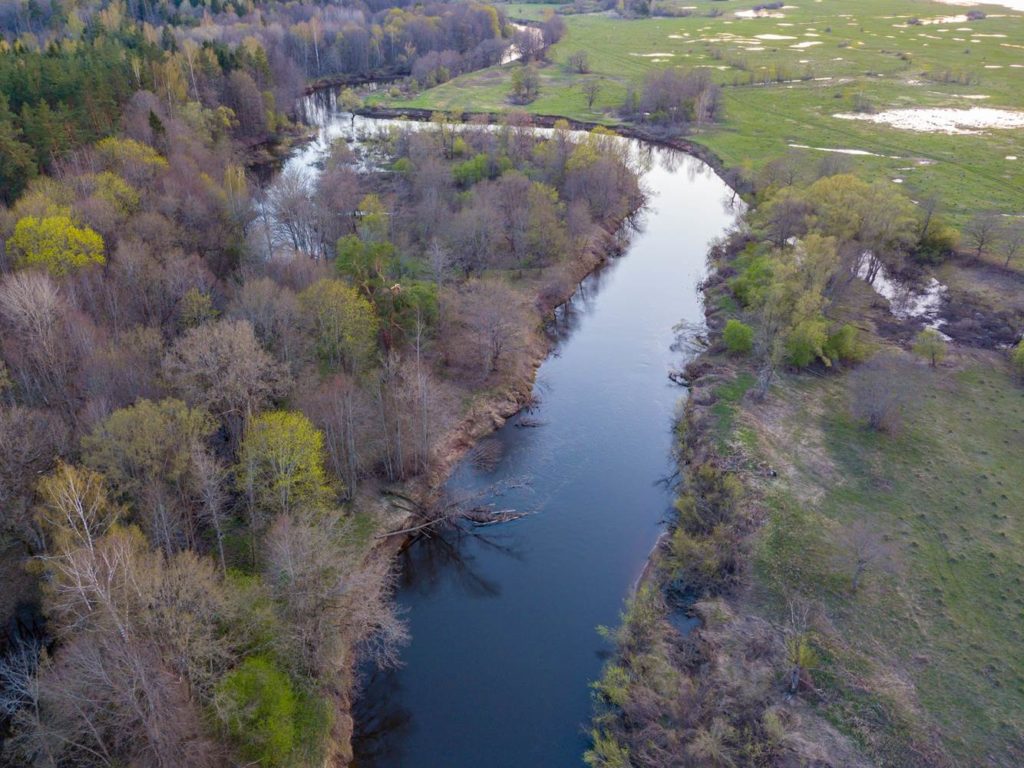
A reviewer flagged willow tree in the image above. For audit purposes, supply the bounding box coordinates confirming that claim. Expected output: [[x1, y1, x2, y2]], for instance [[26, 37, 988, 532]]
[[8, 215, 104, 275]]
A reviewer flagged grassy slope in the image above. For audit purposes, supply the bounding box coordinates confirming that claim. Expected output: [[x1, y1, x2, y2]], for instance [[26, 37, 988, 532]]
[[739, 352, 1024, 763], [377, 0, 1024, 223]]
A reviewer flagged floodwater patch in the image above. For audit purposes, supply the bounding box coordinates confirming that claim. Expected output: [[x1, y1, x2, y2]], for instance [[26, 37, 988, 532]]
[[788, 143, 882, 156], [755, 33, 798, 39], [918, 14, 970, 24], [859, 259, 949, 329], [835, 107, 1024, 134], [791, 41, 823, 48]]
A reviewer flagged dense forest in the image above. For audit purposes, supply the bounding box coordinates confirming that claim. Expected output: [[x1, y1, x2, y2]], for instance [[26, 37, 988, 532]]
[[0, 0, 648, 763], [0, 0, 510, 202]]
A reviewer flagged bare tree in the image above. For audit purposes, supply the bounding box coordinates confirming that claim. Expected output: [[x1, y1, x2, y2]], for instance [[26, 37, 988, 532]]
[[190, 446, 230, 574], [428, 237, 453, 294], [227, 277, 304, 369], [568, 49, 590, 74], [0, 405, 68, 543], [998, 222, 1024, 269], [263, 510, 408, 678], [541, 14, 566, 48], [834, 519, 894, 593], [582, 78, 601, 110], [784, 598, 818, 695], [848, 353, 916, 433], [298, 373, 380, 498], [963, 212, 1002, 260], [443, 280, 530, 378], [266, 165, 318, 256], [513, 27, 544, 63], [163, 319, 290, 444], [0, 270, 87, 418]]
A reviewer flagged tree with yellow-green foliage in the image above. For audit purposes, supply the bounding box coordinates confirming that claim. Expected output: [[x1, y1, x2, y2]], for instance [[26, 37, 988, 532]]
[[8, 215, 105, 275], [298, 279, 379, 373], [237, 411, 333, 542], [1011, 341, 1024, 383], [912, 328, 947, 368]]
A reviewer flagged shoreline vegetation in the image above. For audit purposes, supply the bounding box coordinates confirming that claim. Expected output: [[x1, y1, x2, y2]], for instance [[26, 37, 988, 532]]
[[584, 168, 1024, 765]]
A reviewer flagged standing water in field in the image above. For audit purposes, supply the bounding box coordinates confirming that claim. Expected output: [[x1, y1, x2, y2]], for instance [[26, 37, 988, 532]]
[[278, 93, 739, 767]]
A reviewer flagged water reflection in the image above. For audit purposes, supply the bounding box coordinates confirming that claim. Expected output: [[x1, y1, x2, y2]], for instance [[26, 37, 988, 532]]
[[396, 528, 517, 599]]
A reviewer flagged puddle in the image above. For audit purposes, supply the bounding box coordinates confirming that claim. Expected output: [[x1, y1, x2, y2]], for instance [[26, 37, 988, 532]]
[[788, 143, 884, 156], [858, 258, 949, 332], [735, 9, 785, 17]]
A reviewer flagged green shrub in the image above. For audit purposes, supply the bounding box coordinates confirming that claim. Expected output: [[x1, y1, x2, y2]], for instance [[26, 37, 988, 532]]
[[822, 323, 863, 365], [1011, 341, 1024, 381], [669, 524, 739, 593], [784, 317, 828, 368], [590, 664, 632, 710], [729, 253, 773, 307], [584, 729, 631, 768], [291, 689, 333, 767], [914, 221, 959, 264], [722, 319, 754, 355], [215, 656, 297, 767]]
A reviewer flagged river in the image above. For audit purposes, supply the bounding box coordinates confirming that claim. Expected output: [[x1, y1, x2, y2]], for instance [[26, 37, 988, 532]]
[[279, 92, 740, 767]]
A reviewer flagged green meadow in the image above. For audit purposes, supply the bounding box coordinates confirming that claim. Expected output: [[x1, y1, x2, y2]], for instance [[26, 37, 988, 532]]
[[377, 0, 1024, 222], [747, 358, 1024, 762]]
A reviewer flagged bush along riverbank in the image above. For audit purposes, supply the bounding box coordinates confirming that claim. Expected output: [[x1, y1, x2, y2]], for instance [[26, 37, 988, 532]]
[[585, 229, 876, 768], [586, 167, 1024, 766]]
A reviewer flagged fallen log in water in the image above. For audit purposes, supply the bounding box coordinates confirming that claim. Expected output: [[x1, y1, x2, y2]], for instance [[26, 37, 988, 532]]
[[375, 505, 532, 538], [462, 507, 533, 527]]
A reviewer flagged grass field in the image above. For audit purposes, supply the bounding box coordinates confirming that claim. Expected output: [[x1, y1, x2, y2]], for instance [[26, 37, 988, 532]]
[[743, 353, 1024, 763], [376, 0, 1024, 223]]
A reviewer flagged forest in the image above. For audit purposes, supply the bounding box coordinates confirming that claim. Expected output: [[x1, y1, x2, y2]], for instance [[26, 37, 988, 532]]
[[0, 0, 647, 763], [0, 0, 510, 202]]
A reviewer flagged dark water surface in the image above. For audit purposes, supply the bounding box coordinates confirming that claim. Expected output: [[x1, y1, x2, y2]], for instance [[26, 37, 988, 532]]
[[281, 96, 739, 767]]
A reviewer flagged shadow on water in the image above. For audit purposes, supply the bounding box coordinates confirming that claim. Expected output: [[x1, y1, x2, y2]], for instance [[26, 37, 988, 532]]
[[395, 526, 525, 600]]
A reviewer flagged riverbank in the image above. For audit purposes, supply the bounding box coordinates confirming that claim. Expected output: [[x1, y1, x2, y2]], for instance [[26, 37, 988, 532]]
[[589, 209, 1024, 764]]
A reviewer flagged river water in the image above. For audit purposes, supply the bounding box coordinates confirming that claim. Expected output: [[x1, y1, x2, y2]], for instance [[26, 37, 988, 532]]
[[280, 93, 739, 767]]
